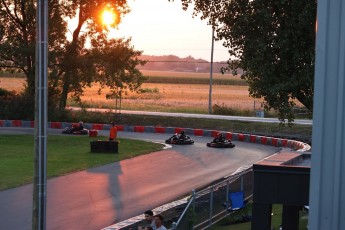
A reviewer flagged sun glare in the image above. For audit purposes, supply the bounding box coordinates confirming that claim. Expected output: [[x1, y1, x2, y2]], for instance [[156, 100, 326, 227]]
[[102, 10, 115, 27]]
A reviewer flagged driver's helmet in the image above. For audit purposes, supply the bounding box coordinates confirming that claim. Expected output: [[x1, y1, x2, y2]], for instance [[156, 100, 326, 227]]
[[79, 121, 83, 125], [218, 132, 225, 137], [180, 130, 185, 135]]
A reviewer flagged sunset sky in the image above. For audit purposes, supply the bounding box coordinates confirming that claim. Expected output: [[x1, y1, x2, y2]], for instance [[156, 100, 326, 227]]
[[111, 0, 230, 62]]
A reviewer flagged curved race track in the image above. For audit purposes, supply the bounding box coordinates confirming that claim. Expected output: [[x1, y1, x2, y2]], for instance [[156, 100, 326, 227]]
[[0, 127, 280, 230]]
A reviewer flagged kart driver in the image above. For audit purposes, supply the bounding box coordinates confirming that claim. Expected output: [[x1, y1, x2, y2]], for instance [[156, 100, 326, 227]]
[[214, 132, 226, 143], [72, 121, 84, 131], [179, 130, 187, 140]]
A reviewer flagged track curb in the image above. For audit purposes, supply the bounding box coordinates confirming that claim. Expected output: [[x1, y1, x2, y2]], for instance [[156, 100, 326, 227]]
[[0, 120, 311, 152]]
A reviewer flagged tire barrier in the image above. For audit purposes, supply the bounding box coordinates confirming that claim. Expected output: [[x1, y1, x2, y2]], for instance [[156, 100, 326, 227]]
[[0, 120, 311, 152]]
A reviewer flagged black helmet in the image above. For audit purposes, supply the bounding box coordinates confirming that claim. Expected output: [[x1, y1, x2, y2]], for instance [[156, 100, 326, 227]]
[[180, 130, 185, 135]]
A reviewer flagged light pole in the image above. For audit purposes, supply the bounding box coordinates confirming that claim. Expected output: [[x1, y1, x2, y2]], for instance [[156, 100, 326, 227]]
[[33, 0, 48, 229], [208, 28, 215, 114]]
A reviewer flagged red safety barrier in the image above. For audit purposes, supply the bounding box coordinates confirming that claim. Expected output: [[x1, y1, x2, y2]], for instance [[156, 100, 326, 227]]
[[272, 138, 278, 146], [30, 121, 35, 128], [175, 127, 184, 134], [116, 125, 124, 131], [290, 141, 297, 149], [0, 120, 4, 126], [89, 130, 98, 137], [211, 130, 220, 137], [134, 126, 145, 132], [194, 129, 203, 136], [92, 124, 104, 130], [50, 122, 62, 129], [238, 133, 245, 141], [155, 127, 166, 133], [12, 120, 22, 127], [281, 139, 288, 147], [225, 132, 233, 139], [261, 137, 268, 145], [250, 135, 257, 143]]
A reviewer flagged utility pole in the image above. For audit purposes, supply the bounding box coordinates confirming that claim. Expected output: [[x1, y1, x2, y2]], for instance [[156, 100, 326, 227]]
[[33, 0, 48, 229], [208, 28, 215, 114]]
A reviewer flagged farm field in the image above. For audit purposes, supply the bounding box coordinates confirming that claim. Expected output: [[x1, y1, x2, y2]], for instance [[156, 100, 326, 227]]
[[140, 70, 237, 79], [0, 71, 260, 114], [79, 82, 256, 113]]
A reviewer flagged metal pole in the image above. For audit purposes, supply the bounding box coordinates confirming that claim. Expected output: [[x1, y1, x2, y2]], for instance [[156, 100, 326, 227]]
[[225, 180, 230, 210], [192, 189, 196, 229], [209, 186, 214, 226], [33, 0, 48, 229], [309, 0, 345, 229], [208, 28, 215, 114]]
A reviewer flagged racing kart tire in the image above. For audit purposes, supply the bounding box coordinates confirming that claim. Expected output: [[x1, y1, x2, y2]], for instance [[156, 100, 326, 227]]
[[206, 142, 235, 148], [80, 129, 89, 135]]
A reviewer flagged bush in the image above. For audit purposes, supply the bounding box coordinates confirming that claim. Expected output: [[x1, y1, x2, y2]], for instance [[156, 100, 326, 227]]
[[0, 88, 15, 98], [138, 87, 159, 93], [212, 104, 253, 117], [0, 89, 61, 121], [0, 91, 34, 120]]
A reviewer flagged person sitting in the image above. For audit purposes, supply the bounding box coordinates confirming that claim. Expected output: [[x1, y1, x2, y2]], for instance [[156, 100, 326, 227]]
[[214, 132, 226, 143], [72, 121, 84, 131], [178, 130, 187, 140], [145, 210, 156, 229], [153, 214, 167, 230]]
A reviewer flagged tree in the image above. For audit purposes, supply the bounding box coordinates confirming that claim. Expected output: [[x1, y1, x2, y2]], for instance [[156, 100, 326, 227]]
[[89, 35, 147, 100], [0, 0, 145, 116], [177, 0, 317, 123], [0, 0, 67, 96]]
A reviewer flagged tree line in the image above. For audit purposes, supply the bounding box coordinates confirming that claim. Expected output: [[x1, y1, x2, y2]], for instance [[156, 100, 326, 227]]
[[137, 55, 229, 73]]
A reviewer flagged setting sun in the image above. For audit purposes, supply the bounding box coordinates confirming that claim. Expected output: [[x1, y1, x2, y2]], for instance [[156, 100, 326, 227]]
[[102, 10, 115, 27]]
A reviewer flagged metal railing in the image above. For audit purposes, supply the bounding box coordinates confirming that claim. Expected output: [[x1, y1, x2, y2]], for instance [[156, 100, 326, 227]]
[[170, 167, 253, 230]]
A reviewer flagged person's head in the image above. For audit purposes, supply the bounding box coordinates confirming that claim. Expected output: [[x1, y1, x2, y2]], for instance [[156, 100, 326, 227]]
[[111, 122, 115, 126], [144, 226, 153, 230], [180, 130, 185, 135], [144, 210, 154, 221], [153, 214, 164, 227], [79, 121, 83, 125]]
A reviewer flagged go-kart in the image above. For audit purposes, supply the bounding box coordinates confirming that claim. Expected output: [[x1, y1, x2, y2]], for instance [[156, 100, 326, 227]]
[[62, 126, 89, 135], [207, 139, 235, 148], [165, 134, 194, 145]]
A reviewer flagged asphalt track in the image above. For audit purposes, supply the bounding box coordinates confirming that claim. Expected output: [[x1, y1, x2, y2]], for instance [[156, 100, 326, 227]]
[[0, 127, 280, 230]]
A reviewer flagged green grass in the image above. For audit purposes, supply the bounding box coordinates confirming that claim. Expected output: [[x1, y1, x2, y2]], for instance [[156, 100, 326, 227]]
[[145, 75, 247, 85], [0, 135, 164, 190], [210, 204, 308, 230]]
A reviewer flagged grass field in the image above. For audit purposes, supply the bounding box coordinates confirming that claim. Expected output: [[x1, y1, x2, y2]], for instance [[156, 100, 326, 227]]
[[142, 70, 247, 85], [0, 71, 261, 114], [0, 135, 164, 190], [140, 70, 238, 79], [74, 82, 256, 113]]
